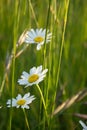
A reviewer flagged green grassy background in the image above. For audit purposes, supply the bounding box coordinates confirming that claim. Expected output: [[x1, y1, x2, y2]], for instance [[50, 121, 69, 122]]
[[0, 0, 87, 130]]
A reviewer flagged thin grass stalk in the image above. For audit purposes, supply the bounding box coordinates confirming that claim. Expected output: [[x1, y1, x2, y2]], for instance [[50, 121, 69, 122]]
[[47, 0, 57, 101], [38, 97, 43, 130], [36, 84, 49, 129], [46, 1, 57, 129], [9, 1, 19, 130], [43, 0, 52, 109], [42, 1, 52, 129], [27, 0, 31, 28], [52, 0, 70, 114], [23, 109, 30, 130], [36, 84, 47, 112], [0, 74, 6, 96], [43, 0, 52, 68], [52, 89, 87, 116], [56, 0, 70, 92], [44, 0, 52, 98], [12, 0, 19, 99], [28, 0, 39, 27], [47, 1, 57, 129]]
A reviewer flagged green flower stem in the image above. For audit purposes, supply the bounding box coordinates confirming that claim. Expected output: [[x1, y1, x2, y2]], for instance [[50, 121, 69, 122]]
[[23, 109, 30, 130], [36, 84, 46, 110], [9, 108, 12, 130], [36, 84, 48, 116], [36, 84, 49, 129], [43, 0, 52, 68], [52, 0, 70, 113]]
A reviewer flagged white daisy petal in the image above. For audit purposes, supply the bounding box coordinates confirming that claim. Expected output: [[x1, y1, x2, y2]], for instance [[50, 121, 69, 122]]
[[6, 93, 35, 109], [25, 40, 35, 44], [12, 99, 17, 106], [38, 28, 43, 34], [18, 65, 48, 87], [24, 28, 52, 50], [6, 99, 11, 104], [24, 39, 30, 43], [6, 98, 17, 107], [31, 29, 37, 37], [36, 29, 39, 35], [30, 67, 36, 74], [26, 98, 35, 104], [41, 69, 48, 75], [42, 29, 46, 35], [21, 105, 25, 109], [23, 93, 30, 99], [37, 78, 44, 83], [40, 41, 44, 45], [25, 38, 34, 42], [16, 105, 20, 108], [18, 79, 28, 85], [22, 71, 29, 78], [21, 75, 26, 79], [24, 83, 31, 88], [39, 75, 46, 80], [25, 37, 33, 41], [16, 94, 22, 100], [37, 44, 41, 50], [36, 65, 42, 73], [79, 120, 87, 130], [27, 31, 35, 39], [24, 105, 29, 109]]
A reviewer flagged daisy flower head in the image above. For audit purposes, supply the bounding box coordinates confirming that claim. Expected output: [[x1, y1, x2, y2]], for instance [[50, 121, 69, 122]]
[[24, 28, 52, 50], [6, 93, 35, 109], [79, 120, 87, 130], [18, 65, 48, 87]]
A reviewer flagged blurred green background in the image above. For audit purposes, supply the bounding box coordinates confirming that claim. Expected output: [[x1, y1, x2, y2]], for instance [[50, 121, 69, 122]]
[[0, 0, 87, 130]]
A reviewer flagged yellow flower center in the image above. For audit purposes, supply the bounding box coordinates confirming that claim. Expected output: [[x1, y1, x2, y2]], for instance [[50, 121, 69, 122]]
[[34, 36, 44, 43], [17, 99, 26, 106], [28, 74, 39, 83]]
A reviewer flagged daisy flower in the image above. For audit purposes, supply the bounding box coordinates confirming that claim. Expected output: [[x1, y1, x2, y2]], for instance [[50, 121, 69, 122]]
[[24, 28, 52, 50], [18, 65, 48, 87], [6, 93, 35, 109], [79, 120, 87, 130]]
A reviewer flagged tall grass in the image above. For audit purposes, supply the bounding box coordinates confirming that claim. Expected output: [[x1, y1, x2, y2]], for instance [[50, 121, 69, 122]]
[[0, 0, 87, 130]]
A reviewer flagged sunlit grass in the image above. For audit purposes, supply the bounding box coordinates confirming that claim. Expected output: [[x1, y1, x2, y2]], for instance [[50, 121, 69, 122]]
[[0, 0, 87, 130]]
